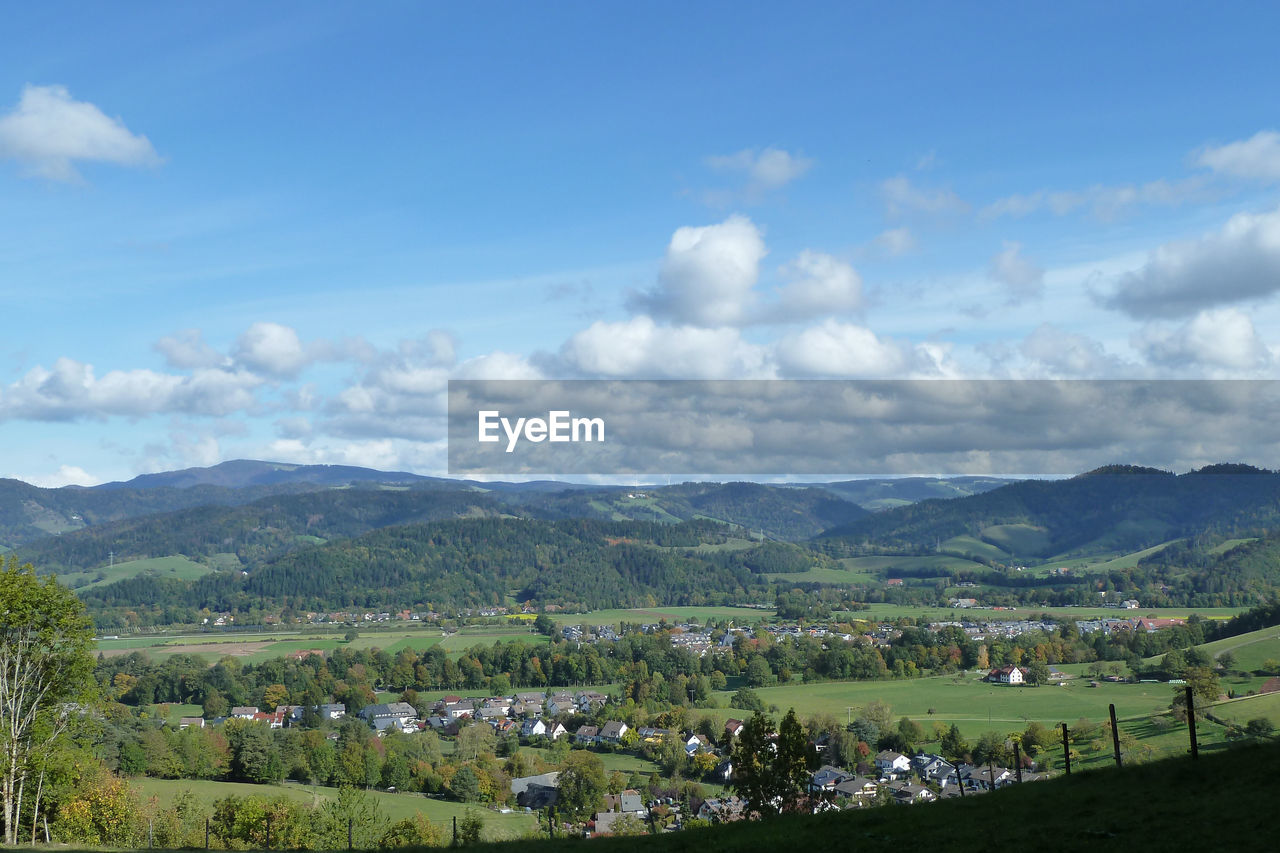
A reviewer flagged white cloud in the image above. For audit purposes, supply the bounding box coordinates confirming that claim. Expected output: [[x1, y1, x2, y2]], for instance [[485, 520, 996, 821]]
[[1198, 130, 1280, 182], [1135, 308, 1274, 371], [559, 316, 774, 378], [0, 84, 159, 181], [0, 358, 262, 421], [455, 351, 543, 379], [1019, 324, 1127, 377], [774, 320, 944, 377], [629, 215, 766, 327], [872, 227, 915, 256], [775, 251, 863, 318], [154, 329, 225, 369], [17, 465, 101, 488], [988, 241, 1044, 301], [233, 322, 310, 378], [1103, 205, 1280, 318], [982, 177, 1206, 221], [706, 146, 813, 192], [881, 176, 968, 217]]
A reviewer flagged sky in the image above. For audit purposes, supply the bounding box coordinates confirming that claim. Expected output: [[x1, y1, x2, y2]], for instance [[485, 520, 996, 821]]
[[3, 1, 1280, 485]]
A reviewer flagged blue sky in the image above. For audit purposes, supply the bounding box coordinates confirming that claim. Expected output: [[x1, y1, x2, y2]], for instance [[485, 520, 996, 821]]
[[3, 1, 1280, 484]]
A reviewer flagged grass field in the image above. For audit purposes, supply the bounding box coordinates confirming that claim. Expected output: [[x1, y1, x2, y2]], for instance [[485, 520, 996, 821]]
[[979, 524, 1051, 556], [62, 555, 216, 591], [1196, 626, 1280, 671], [707, 674, 1185, 739], [550, 606, 774, 627], [131, 779, 537, 840], [94, 625, 547, 665], [838, 603, 1246, 624], [1211, 691, 1280, 727], [939, 535, 1009, 562]]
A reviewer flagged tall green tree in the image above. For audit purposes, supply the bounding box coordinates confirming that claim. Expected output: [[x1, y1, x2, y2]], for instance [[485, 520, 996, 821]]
[[556, 750, 606, 821], [0, 558, 96, 845], [731, 712, 777, 818]]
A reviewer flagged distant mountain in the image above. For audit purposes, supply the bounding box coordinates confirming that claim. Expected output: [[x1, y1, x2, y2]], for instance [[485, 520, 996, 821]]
[[95, 459, 440, 490], [0, 477, 326, 550], [16, 487, 508, 573], [812, 476, 1017, 510], [502, 481, 869, 541], [819, 464, 1280, 562]]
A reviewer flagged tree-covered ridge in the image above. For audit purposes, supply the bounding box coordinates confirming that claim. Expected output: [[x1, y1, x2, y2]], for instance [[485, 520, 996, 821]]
[[16, 487, 506, 573], [77, 519, 809, 619], [499, 481, 868, 541], [819, 466, 1280, 559]]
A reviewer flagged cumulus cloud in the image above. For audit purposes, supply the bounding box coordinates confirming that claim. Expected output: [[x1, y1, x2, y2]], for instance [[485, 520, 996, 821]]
[[18, 465, 101, 488], [1019, 324, 1127, 377], [880, 176, 968, 217], [154, 329, 225, 369], [1198, 130, 1280, 182], [1135, 308, 1274, 371], [1102, 206, 1280, 318], [775, 251, 863, 318], [0, 358, 262, 421], [559, 316, 774, 378], [989, 241, 1044, 301], [629, 215, 766, 327], [774, 320, 944, 377], [233, 322, 310, 378], [706, 146, 814, 193], [0, 84, 159, 181]]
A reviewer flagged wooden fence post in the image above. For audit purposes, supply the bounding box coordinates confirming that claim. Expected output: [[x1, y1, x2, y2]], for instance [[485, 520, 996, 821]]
[[1060, 722, 1071, 775], [1109, 703, 1123, 768], [1013, 741, 1023, 783], [1185, 685, 1199, 760]]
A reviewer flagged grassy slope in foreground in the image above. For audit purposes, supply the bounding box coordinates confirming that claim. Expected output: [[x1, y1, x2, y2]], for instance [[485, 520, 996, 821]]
[[492, 738, 1274, 853]]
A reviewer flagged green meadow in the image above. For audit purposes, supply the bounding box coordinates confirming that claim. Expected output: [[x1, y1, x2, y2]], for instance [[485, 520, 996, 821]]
[[131, 779, 537, 840], [61, 555, 216, 591]]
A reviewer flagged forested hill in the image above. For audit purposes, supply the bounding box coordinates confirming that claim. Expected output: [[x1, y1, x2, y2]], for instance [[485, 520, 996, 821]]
[[77, 518, 792, 620], [507, 481, 868, 540], [0, 477, 325, 549], [819, 464, 1280, 560], [14, 487, 507, 573]]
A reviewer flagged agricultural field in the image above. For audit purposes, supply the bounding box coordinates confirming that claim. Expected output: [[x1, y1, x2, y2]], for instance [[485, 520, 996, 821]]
[[550, 606, 774, 627], [1196, 626, 1280, 672], [978, 524, 1051, 557], [841, 603, 1246, 623], [939, 535, 1009, 562], [840, 554, 986, 575], [59, 555, 216, 591], [703, 673, 1236, 770], [712, 674, 1184, 737], [131, 779, 537, 840], [93, 624, 549, 665], [1211, 691, 1280, 727]]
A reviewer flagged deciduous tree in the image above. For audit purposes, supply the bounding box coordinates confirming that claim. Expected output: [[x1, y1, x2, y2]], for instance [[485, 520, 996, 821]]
[[0, 558, 96, 844]]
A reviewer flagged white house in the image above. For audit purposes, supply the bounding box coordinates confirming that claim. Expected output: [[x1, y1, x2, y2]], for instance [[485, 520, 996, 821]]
[[987, 664, 1028, 684], [874, 750, 912, 778]]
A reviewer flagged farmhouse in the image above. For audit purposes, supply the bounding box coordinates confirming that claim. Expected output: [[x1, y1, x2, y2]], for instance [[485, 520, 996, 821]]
[[987, 664, 1028, 684]]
